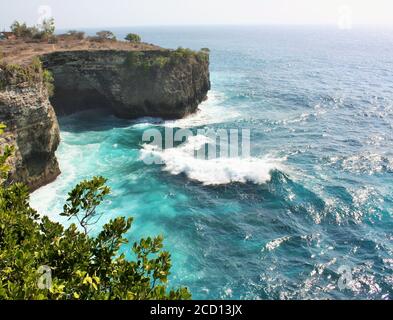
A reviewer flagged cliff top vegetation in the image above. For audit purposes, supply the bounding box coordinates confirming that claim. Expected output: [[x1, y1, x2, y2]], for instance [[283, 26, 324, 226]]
[[0, 20, 163, 65], [0, 37, 163, 66]]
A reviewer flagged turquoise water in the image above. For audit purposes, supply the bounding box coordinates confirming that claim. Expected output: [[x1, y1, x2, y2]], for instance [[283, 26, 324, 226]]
[[31, 26, 393, 300]]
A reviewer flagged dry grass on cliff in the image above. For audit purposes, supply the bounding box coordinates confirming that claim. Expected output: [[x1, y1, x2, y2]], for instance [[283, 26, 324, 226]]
[[0, 38, 163, 65]]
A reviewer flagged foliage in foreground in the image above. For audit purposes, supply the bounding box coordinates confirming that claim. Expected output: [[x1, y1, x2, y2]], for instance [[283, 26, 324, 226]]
[[0, 126, 191, 300]]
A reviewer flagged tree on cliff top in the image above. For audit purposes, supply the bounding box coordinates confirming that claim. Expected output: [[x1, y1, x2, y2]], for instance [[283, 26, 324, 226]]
[[10, 21, 35, 39], [10, 18, 55, 42], [39, 18, 55, 37], [125, 33, 141, 43], [0, 125, 191, 300], [96, 30, 117, 41]]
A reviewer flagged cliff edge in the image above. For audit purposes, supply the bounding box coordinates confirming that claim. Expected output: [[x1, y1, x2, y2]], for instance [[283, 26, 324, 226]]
[[42, 49, 210, 119], [0, 59, 60, 190], [0, 39, 210, 191]]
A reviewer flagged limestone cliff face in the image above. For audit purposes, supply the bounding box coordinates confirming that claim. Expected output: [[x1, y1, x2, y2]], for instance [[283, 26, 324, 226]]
[[42, 50, 211, 119], [0, 47, 210, 191], [0, 68, 60, 191]]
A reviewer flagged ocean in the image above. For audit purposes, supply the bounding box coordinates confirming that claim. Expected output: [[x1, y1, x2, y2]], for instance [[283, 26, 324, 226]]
[[31, 26, 393, 299]]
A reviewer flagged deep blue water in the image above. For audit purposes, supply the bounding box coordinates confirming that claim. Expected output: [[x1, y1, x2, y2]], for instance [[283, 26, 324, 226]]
[[31, 26, 393, 300]]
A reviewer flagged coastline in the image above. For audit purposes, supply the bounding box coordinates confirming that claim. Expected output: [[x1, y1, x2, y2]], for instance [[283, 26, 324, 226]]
[[0, 37, 210, 190]]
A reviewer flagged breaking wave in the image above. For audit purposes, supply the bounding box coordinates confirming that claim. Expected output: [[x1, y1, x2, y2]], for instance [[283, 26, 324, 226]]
[[140, 134, 285, 185]]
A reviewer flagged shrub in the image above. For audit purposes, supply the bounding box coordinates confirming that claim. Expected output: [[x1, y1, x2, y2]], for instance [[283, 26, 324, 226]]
[[42, 69, 54, 97], [0, 128, 191, 300], [96, 30, 116, 41], [10, 21, 34, 39], [167, 47, 209, 65], [125, 51, 145, 68], [196, 50, 209, 63], [32, 31, 47, 41], [0, 124, 14, 183], [124, 52, 170, 70], [0, 57, 54, 97], [10, 19, 55, 42], [0, 63, 37, 86], [125, 33, 141, 43], [66, 30, 85, 40], [172, 47, 194, 60], [152, 56, 170, 69], [40, 18, 55, 37]]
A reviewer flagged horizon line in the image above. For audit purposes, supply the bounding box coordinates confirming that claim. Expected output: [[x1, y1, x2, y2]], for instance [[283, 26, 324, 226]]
[[2, 22, 393, 32], [58, 23, 393, 30]]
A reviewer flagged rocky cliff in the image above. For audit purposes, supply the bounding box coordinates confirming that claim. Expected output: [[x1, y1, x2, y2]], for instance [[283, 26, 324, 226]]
[[0, 45, 210, 191], [42, 49, 210, 119], [0, 61, 60, 191]]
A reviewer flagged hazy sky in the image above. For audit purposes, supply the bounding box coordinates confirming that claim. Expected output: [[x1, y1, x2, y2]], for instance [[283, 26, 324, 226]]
[[1, 0, 392, 30]]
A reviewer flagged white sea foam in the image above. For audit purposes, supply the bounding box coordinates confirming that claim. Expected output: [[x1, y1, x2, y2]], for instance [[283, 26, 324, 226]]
[[328, 152, 393, 175], [30, 135, 101, 219], [131, 117, 164, 129], [264, 236, 291, 251], [126, 91, 237, 129], [140, 134, 284, 185]]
